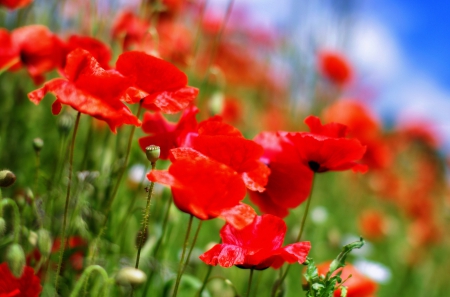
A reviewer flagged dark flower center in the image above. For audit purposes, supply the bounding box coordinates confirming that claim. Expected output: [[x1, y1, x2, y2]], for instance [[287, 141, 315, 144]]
[[308, 161, 320, 172]]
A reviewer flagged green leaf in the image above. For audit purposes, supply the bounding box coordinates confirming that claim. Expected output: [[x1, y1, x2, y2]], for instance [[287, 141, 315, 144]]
[[328, 237, 364, 274]]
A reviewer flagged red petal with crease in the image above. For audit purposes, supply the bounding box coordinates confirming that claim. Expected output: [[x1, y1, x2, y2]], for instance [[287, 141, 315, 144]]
[[65, 35, 112, 69], [220, 203, 256, 230], [149, 148, 246, 220], [142, 86, 198, 114], [199, 215, 311, 270], [116, 51, 187, 93], [28, 79, 140, 133]]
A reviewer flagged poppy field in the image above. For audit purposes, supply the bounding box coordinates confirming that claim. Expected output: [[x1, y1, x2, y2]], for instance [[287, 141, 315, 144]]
[[0, 1, 449, 296]]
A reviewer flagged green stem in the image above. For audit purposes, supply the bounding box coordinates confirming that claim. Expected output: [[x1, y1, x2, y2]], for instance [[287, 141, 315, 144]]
[[198, 0, 234, 101], [143, 196, 173, 296], [89, 103, 142, 264], [69, 265, 110, 297], [135, 161, 157, 269], [272, 174, 315, 296], [189, 0, 209, 71], [33, 151, 42, 228], [116, 163, 150, 247], [196, 265, 213, 297], [172, 215, 194, 297], [0, 198, 21, 243], [54, 111, 81, 295], [181, 221, 203, 275], [246, 269, 255, 297]]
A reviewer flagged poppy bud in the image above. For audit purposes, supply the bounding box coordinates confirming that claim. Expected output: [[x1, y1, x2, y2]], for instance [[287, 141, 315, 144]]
[[115, 267, 147, 286], [6, 243, 25, 277], [145, 145, 160, 163], [0, 217, 5, 237], [32, 138, 44, 152], [0, 170, 16, 188], [208, 92, 224, 116], [37, 229, 52, 258], [28, 230, 38, 246], [58, 112, 74, 135]]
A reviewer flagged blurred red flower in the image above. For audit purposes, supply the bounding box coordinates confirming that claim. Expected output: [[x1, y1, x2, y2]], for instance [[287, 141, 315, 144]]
[[28, 48, 140, 132], [316, 262, 378, 297], [358, 209, 388, 241], [323, 99, 392, 170], [111, 11, 192, 65], [0, 25, 65, 84], [148, 147, 254, 228], [318, 50, 353, 86], [0, 262, 42, 297], [199, 214, 311, 270], [112, 11, 149, 50], [182, 117, 270, 192], [0, 0, 32, 9], [116, 51, 198, 113], [138, 106, 198, 159], [287, 116, 367, 173], [52, 236, 87, 271]]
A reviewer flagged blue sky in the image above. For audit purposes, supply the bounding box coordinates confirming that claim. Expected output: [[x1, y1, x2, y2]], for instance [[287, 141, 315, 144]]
[[361, 0, 450, 89]]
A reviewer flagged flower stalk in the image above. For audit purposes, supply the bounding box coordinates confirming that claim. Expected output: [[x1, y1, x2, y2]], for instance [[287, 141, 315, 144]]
[[54, 111, 81, 294]]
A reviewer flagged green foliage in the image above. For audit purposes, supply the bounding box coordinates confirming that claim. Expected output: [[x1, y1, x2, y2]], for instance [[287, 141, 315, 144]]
[[303, 238, 365, 297]]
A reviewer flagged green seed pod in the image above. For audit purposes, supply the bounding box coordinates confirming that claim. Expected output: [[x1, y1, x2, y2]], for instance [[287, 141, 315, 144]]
[[6, 243, 25, 277], [58, 112, 74, 136], [208, 91, 225, 116], [0, 217, 6, 237], [145, 145, 160, 163], [115, 267, 147, 286], [36, 228, 52, 258], [32, 138, 44, 152], [0, 170, 16, 188]]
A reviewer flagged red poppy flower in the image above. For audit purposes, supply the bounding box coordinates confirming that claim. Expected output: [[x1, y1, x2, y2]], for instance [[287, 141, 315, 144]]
[[138, 106, 198, 159], [147, 147, 253, 228], [0, 263, 42, 297], [0, 25, 65, 84], [199, 214, 311, 270], [0, 0, 32, 9], [318, 50, 353, 86], [64, 35, 112, 69], [248, 132, 313, 218], [0, 29, 17, 71], [316, 262, 378, 297], [116, 51, 198, 113], [286, 116, 367, 173], [28, 48, 141, 132], [182, 117, 270, 192], [112, 10, 150, 51]]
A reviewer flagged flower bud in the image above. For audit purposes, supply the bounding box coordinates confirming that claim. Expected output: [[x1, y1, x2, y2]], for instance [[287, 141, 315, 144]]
[[115, 267, 147, 286], [28, 230, 38, 246], [58, 112, 74, 136], [6, 243, 25, 277], [0, 170, 16, 188], [0, 217, 6, 237], [32, 138, 44, 152], [145, 145, 160, 163], [37, 229, 52, 258], [208, 92, 224, 116]]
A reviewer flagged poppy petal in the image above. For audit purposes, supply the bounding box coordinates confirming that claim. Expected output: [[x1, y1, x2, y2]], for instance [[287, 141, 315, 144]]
[[220, 203, 256, 230]]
